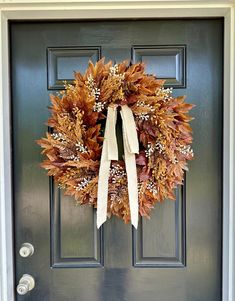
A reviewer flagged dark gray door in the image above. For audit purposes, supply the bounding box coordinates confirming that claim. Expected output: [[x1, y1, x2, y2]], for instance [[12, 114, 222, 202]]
[[11, 19, 223, 301]]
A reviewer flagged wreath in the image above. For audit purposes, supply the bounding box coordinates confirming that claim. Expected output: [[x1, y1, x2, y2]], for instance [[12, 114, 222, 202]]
[[37, 58, 194, 227]]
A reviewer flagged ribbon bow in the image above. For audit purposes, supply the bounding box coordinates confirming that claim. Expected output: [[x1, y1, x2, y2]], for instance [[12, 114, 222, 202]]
[[97, 105, 139, 229]]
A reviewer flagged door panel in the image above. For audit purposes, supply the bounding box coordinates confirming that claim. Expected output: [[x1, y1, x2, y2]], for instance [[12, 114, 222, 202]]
[[133, 188, 185, 267], [132, 45, 186, 87], [51, 191, 103, 268], [11, 19, 223, 301]]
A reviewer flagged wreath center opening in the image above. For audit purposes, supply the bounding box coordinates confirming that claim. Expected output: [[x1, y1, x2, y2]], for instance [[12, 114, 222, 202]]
[[116, 109, 124, 161]]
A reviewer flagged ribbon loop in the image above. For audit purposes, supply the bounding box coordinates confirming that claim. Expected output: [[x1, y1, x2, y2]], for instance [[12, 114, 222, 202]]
[[97, 105, 139, 229], [120, 105, 139, 154], [107, 106, 118, 161]]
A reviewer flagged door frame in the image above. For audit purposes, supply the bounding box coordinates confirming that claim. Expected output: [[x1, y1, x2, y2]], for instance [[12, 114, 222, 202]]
[[0, 1, 234, 301]]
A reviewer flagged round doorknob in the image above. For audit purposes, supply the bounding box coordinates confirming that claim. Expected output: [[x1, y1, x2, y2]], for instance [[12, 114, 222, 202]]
[[17, 274, 35, 295], [19, 243, 34, 257]]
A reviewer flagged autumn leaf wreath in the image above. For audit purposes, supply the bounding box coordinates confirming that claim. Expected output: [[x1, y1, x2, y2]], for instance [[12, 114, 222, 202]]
[[37, 59, 194, 227]]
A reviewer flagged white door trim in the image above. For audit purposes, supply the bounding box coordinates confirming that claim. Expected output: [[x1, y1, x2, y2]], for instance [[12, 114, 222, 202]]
[[0, 2, 234, 301]]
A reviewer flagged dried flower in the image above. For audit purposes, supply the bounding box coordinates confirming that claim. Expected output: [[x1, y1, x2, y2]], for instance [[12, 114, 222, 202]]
[[145, 143, 155, 158], [74, 177, 91, 191], [86, 74, 100, 100], [155, 142, 164, 154], [75, 141, 88, 153], [93, 101, 106, 112], [146, 180, 158, 196], [156, 87, 173, 102], [178, 145, 194, 157], [137, 113, 150, 121], [51, 132, 66, 143], [109, 164, 126, 184]]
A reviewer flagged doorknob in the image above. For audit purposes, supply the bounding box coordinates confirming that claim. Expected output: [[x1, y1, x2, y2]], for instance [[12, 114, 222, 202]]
[[19, 243, 34, 257], [17, 274, 35, 295]]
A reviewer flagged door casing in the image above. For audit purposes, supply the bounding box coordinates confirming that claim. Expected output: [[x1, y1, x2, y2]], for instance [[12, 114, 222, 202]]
[[0, 2, 234, 301]]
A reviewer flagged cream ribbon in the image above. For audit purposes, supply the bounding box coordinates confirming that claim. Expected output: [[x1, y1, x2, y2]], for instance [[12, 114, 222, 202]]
[[97, 105, 139, 229]]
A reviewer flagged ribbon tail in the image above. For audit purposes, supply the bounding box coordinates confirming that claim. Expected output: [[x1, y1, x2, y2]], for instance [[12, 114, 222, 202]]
[[120, 105, 139, 229], [121, 105, 139, 154], [125, 150, 139, 229], [97, 106, 118, 228], [107, 107, 118, 160], [97, 138, 110, 228]]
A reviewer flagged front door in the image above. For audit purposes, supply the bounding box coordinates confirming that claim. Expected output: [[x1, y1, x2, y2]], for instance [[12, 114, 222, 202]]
[[11, 19, 223, 301]]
